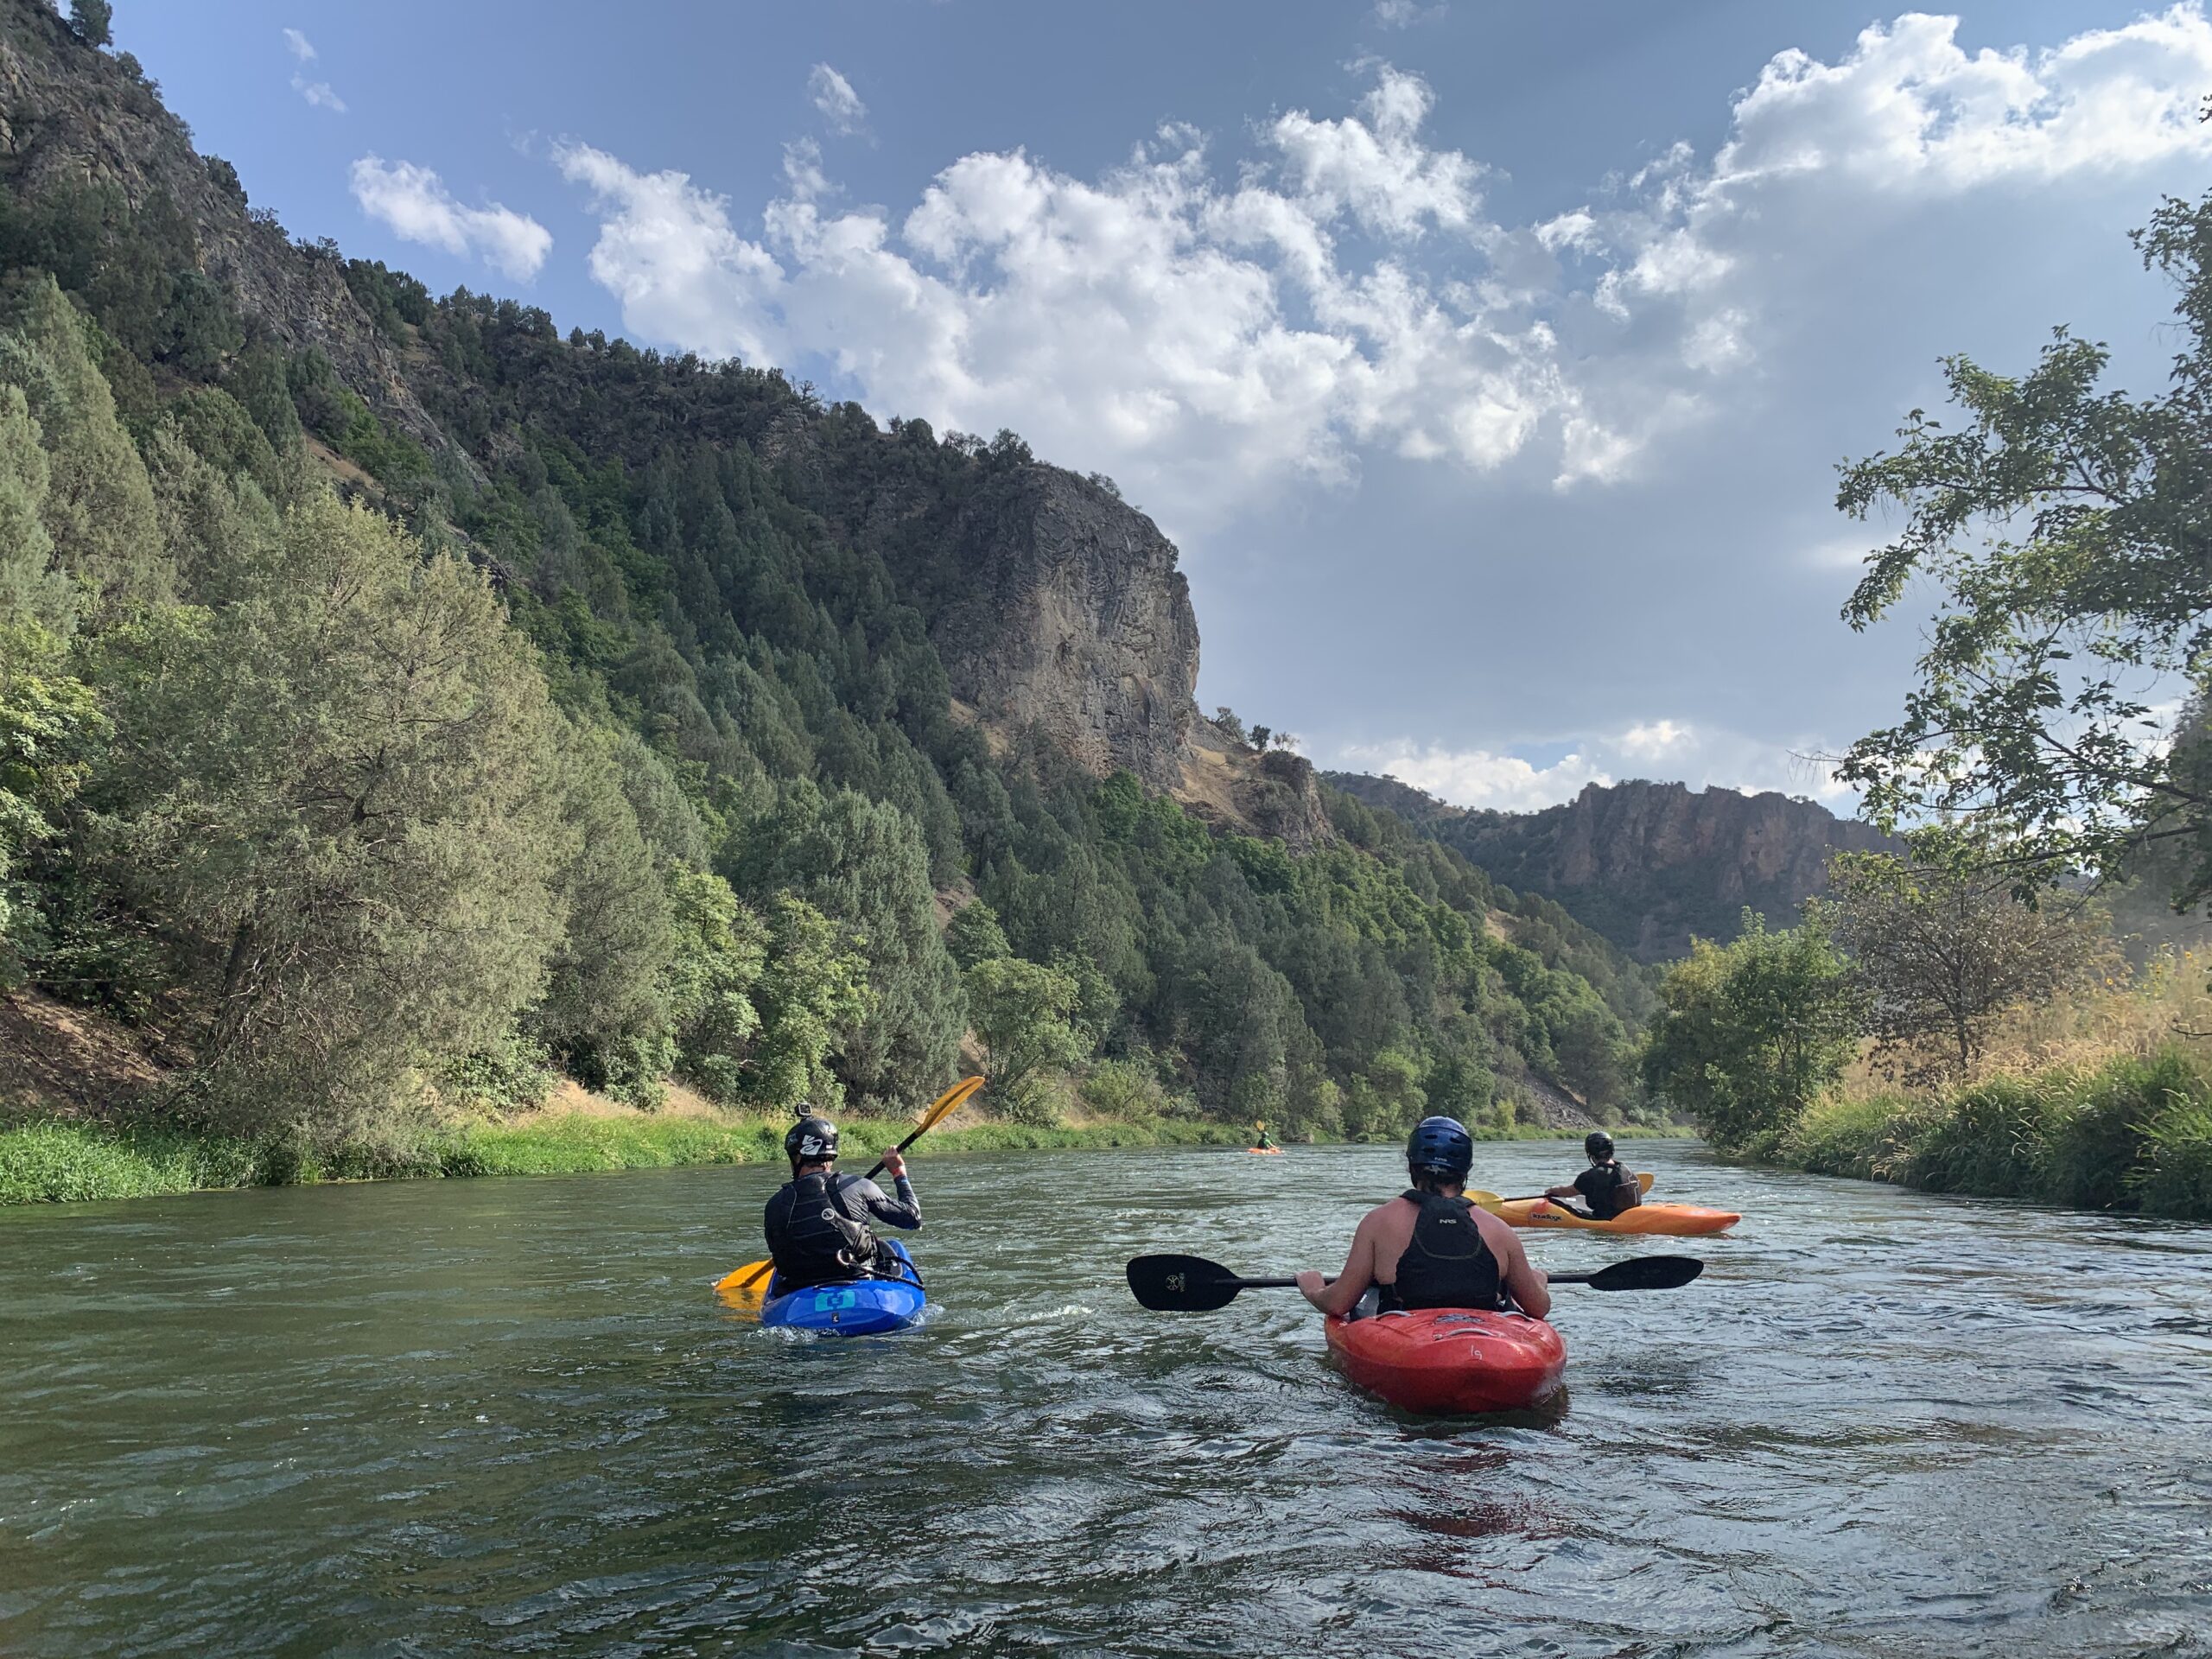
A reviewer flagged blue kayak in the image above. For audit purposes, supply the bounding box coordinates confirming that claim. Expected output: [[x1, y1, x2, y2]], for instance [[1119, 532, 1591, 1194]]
[[760, 1241, 927, 1335]]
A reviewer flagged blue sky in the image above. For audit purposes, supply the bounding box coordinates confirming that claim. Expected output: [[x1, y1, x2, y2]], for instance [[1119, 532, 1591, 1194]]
[[112, 2, 2212, 811]]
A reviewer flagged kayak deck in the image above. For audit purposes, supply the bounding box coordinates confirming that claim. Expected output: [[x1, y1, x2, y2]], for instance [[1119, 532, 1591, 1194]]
[[759, 1241, 927, 1334], [1325, 1307, 1565, 1414], [1488, 1198, 1740, 1236]]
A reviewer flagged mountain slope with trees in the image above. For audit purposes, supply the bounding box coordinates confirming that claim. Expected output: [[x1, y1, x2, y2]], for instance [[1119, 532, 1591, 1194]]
[[0, 0, 1658, 1161]]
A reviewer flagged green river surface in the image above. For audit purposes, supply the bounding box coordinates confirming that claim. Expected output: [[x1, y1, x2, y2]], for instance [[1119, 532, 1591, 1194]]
[[3, 1139, 2209, 1657]]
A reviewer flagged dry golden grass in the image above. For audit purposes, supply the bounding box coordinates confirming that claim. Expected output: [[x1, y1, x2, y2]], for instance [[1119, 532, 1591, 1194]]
[[1836, 945, 2212, 1100]]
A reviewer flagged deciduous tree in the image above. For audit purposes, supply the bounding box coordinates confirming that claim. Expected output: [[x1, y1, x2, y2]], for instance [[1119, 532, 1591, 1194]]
[[1812, 849, 2106, 1084], [964, 953, 1090, 1123], [1641, 912, 1862, 1152], [1835, 191, 2212, 910], [90, 493, 571, 1138]]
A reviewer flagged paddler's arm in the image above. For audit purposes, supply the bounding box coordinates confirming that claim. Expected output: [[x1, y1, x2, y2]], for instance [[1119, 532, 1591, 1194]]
[[1486, 1215, 1551, 1319], [1542, 1184, 1579, 1200], [844, 1156, 921, 1230], [1296, 1215, 1378, 1316]]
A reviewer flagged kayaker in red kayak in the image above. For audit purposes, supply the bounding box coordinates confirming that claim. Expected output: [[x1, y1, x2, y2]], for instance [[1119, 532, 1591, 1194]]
[[1295, 1116, 1550, 1319], [1544, 1130, 1643, 1221], [762, 1113, 922, 1291]]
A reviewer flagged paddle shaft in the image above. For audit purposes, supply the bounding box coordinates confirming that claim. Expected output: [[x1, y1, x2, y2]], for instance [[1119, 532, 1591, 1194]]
[[1122, 1249, 1701, 1310], [864, 1128, 925, 1183], [864, 1074, 982, 1179], [1184, 1267, 1628, 1292]]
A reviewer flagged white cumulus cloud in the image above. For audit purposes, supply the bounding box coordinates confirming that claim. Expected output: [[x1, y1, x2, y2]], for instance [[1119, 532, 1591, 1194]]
[[810, 63, 868, 136], [1336, 741, 1612, 814], [350, 157, 551, 281], [551, 10, 2212, 541]]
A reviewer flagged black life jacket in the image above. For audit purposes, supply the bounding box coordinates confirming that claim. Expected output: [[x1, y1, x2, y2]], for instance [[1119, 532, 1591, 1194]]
[[1379, 1189, 1503, 1313], [1579, 1159, 1641, 1220], [763, 1172, 879, 1292]]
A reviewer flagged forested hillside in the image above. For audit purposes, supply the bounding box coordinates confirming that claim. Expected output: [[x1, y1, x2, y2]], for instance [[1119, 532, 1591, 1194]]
[[0, 0, 1656, 1150]]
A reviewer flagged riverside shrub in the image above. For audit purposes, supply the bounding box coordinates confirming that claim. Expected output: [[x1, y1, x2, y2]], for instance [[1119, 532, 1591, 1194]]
[[1770, 1046, 2212, 1220]]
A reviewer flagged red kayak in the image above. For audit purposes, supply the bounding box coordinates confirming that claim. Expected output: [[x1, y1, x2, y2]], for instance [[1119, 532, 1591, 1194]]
[[1324, 1308, 1566, 1414]]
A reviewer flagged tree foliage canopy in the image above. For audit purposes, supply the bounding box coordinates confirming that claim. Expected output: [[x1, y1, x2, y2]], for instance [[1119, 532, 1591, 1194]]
[[1837, 191, 2212, 909], [1641, 912, 1862, 1152]]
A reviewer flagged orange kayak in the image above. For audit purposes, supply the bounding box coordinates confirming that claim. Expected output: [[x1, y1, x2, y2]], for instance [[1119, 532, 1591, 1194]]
[[1245, 1147, 1282, 1155], [1487, 1198, 1739, 1236], [1325, 1309, 1565, 1414]]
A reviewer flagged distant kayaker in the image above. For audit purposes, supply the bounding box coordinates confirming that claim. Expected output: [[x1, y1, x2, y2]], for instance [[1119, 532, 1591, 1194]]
[[762, 1113, 922, 1291], [1252, 1121, 1278, 1151], [1296, 1116, 1550, 1319], [1546, 1130, 1642, 1221]]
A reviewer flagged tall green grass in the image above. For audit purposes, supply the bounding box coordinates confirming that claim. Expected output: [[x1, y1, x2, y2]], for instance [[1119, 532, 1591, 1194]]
[[0, 1109, 1277, 1205], [1777, 1043, 2212, 1219]]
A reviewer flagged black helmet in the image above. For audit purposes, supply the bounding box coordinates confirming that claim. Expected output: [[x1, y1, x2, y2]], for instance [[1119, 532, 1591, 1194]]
[[1406, 1116, 1474, 1179], [785, 1115, 839, 1165], [1585, 1129, 1615, 1161]]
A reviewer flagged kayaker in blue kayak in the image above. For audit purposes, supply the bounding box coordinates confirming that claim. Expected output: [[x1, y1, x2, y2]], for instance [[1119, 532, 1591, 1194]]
[[1544, 1130, 1643, 1221], [1295, 1116, 1549, 1319], [763, 1113, 922, 1292]]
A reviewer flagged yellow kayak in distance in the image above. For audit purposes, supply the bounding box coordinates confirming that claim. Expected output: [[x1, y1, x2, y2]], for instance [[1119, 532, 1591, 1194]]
[[1485, 1197, 1741, 1236]]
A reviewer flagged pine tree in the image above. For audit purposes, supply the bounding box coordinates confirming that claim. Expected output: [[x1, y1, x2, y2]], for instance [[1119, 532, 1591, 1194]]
[[727, 781, 964, 1109], [0, 276, 164, 612], [0, 385, 72, 634], [91, 493, 573, 1138]]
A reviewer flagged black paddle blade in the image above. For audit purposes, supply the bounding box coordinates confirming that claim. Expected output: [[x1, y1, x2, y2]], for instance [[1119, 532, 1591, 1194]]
[[1575, 1255, 1703, 1292], [1126, 1253, 1243, 1312]]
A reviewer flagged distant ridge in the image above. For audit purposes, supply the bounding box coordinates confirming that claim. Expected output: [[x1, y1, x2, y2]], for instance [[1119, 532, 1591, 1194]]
[[1325, 774, 1894, 963]]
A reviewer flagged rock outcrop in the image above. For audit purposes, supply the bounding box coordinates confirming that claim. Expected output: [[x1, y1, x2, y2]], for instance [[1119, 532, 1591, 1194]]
[[927, 467, 1200, 791], [1329, 774, 1893, 961]]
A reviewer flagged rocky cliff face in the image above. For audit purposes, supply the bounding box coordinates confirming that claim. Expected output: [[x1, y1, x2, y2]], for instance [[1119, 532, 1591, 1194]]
[[927, 467, 1200, 791], [0, 0, 448, 450], [0, 1, 1212, 802], [1329, 774, 1893, 961]]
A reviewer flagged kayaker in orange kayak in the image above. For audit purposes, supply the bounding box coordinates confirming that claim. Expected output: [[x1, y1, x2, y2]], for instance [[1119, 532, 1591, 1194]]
[[1295, 1116, 1550, 1319], [1544, 1130, 1643, 1221], [1251, 1120, 1278, 1151]]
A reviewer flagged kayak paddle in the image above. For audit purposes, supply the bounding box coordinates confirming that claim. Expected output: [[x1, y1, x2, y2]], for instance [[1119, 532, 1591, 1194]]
[[1123, 1250, 1702, 1312], [1469, 1172, 1656, 1207], [714, 1076, 984, 1312]]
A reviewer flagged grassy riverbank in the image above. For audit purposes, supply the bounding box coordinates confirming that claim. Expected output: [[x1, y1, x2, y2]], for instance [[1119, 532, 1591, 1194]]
[[0, 1107, 1612, 1207], [0, 1109, 1238, 1206], [1777, 1046, 2212, 1219]]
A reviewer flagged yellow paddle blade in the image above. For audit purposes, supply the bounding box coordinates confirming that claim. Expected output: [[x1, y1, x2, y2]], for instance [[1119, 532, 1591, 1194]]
[[715, 1256, 776, 1314], [915, 1074, 984, 1135], [1637, 1171, 1655, 1194], [1466, 1189, 1504, 1209]]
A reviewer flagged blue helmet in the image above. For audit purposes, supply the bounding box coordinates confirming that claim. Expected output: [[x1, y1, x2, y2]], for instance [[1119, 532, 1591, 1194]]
[[1406, 1116, 1473, 1179]]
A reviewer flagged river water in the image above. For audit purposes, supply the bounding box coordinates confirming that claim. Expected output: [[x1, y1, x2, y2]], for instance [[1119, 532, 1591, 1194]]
[[3, 1140, 2209, 1657]]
